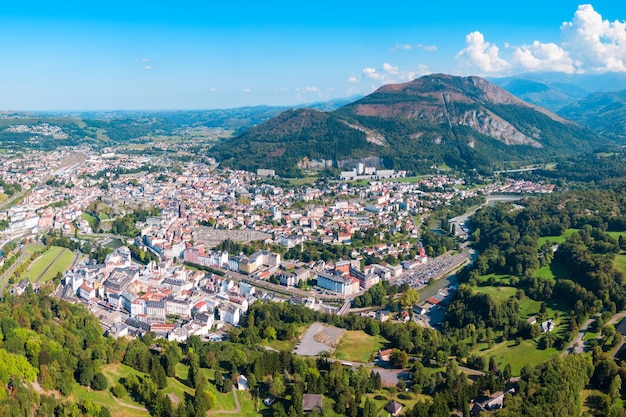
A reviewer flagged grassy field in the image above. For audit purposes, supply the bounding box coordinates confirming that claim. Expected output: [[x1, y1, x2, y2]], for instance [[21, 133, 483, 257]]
[[173, 363, 239, 412], [614, 254, 626, 275], [24, 246, 75, 283], [265, 338, 298, 352], [366, 391, 432, 416], [474, 285, 517, 303], [537, 228, 578, 247], [287, 177, 317, 186], [478, 338, 560, 376], [24, 243, 44, 255], [475, 273, 512, 285], [333, 331, 389, 363], [81, 212, 99, 230], [73, 363, 148, 417]]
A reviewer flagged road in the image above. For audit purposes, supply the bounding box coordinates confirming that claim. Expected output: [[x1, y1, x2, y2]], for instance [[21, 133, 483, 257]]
[[563, 312, 626, 356], [0, 248, 28, 295], [563, 318, 594, 355]]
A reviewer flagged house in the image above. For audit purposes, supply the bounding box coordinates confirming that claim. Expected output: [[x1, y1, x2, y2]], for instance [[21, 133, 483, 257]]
[[616, 318, 626, 335], [302, 394, 323, 413], [263, 395, 275, 406], [384, 400, 403, 416], [12, 279, 30, 296], [540, 319, 555, 332], [378, 349, 393, 362], [470, 388, 515, 416], [377, 310, 391, 323], [237, 374, 249, 390]]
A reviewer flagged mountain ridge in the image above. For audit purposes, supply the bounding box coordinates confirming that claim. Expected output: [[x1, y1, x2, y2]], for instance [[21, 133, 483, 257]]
[[212, 74, 605, 176]]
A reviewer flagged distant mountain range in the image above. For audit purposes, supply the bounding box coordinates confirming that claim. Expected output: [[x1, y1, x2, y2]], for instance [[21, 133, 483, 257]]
[[212, 74, 605, 176], [558, 89, 626, 142], [491, 72, 626, 111]]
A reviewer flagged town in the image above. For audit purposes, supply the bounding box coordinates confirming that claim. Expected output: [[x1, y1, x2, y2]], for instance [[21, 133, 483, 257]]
[[0, 142, 554, 343]]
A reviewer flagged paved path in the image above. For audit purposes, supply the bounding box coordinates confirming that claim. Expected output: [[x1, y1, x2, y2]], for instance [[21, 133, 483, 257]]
[[564, 318, 594, 355], [208, 386, 241, 415]]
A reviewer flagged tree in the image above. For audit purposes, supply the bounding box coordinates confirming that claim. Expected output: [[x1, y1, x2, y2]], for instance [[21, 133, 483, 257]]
[[194, 388, 215, 417], [112, 384, 127, 398], [399, 288, 419, 309], [390, 349, 408, 368], [214, 369, 224, 392], [188, 352, 200, 388], [269, 373, 286, 398], [91, 372, 108, 391], [76, 358, 95, 387], [150, 359, 168, 389], [610, 374, 622, 405]]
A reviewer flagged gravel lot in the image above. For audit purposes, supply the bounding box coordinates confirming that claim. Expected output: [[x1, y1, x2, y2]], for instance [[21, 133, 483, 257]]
[[295, 322, 346, 356]]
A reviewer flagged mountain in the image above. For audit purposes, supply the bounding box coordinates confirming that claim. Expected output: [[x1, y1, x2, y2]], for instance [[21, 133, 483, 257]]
[[558, 89, 626, 141], [491, 72, 626, 111], [212, 74, 605, 176]]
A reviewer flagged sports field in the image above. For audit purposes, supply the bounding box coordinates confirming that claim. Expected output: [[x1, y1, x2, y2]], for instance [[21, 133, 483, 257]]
[[24, 246, 75, 283]]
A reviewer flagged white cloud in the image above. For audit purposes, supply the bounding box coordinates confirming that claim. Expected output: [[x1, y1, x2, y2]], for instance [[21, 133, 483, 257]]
[[363, 67, 385, 81], [304, 86, 319, 92], [208, 88, 218, 92], [362, 63, 430, 86], [560, 4, 626, 73], [456, 4, 626, 75], [347, 76, 359, 83], [511, 41, 576, 73], [382, 63, 399, 75], [392, 43, 437, 52], [243, 88, 252, 93], [417, 44, 437, 52], [456, 31, 509, 74], [143, 65, 153, 70], [392, 44, 413, 51]]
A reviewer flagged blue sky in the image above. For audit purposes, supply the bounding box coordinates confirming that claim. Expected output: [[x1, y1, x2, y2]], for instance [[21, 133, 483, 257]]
[[1, 1, 624, 110]]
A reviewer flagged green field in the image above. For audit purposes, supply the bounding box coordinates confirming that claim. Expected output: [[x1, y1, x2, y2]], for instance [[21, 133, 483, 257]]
[[479, 338, 561, 376], [534, 262, 569, 282], [25, 246, 75, 283], [24, 243, 44, 255], [366, 391, 432, 416], [606, 231, 626, 241], [475, 273, 512, 285], [333, 330, 389, 363], [287, 177, 317, 186], [614, 254, 626, 275], [73, 363, 148, 417], [537, 228, 578, 247], [474, 285, 517, 303], [81, 212, 99, 230]]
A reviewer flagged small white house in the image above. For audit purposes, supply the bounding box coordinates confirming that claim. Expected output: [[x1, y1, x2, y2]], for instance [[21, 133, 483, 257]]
[[237, 374, 249, 390]]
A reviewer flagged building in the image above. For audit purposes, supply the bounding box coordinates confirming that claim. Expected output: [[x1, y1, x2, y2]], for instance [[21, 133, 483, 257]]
[[103, 267, 138, 295], [302, 394, 323, 413], [384, 400, 403, 416], [316, 271, 360, 295], [237, 375, 249, 390], [278, 267, 310, 287]]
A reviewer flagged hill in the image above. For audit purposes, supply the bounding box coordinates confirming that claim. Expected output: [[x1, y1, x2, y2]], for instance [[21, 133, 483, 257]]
[[212, 74, 606, 176], [558, 90, 626, 142]]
